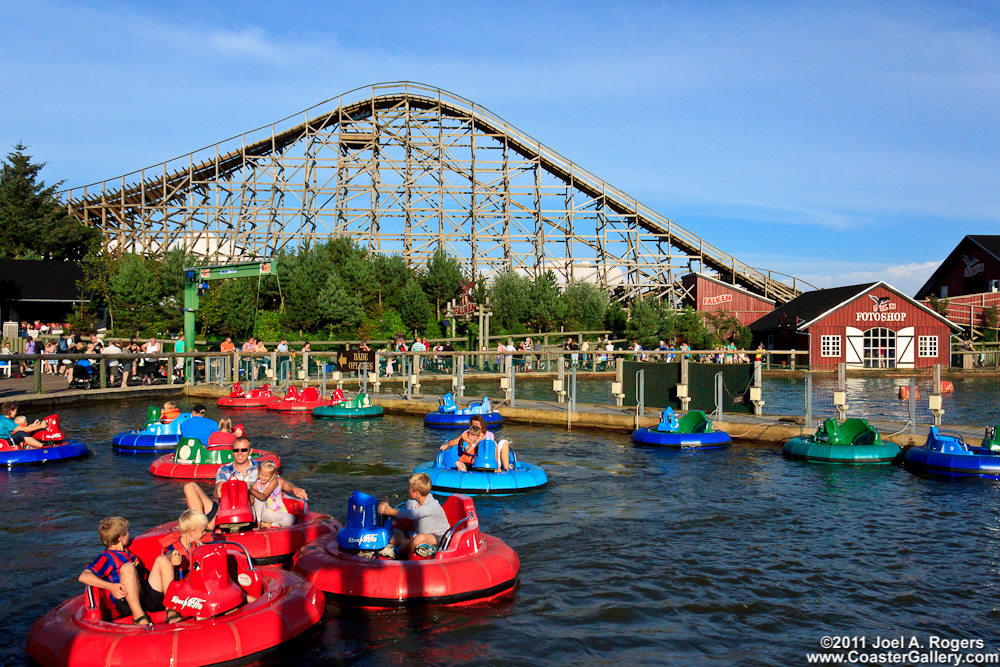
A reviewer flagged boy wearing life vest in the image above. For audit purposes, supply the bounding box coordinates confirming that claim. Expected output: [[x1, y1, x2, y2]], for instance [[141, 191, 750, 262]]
[[376, 472, 450, 559], [161, 510, 209, 580], [160, 401, 180, 423], [78, 516, 180, 625]]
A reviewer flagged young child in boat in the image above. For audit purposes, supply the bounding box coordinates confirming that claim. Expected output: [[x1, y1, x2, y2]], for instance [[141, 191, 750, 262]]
[[250, 460, 295, 528], [0, 402, 45, 448], [439, 415, 510, 472], [160, 401, 180, 423], [162, 510, 209, 579], [376, 472, 451, 559], [78, 516, 180, 625]]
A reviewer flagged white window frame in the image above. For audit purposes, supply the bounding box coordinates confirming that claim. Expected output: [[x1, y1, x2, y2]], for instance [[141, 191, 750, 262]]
[[820, 335, 841, 358], [918, 335, 938, 358]]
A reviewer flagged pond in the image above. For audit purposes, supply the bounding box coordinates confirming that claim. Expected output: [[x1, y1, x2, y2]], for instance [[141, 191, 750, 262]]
[[3, 398, 999, 665]]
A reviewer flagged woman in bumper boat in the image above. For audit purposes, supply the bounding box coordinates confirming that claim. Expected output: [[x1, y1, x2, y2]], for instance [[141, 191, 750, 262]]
[[441, 415, 510, 472]]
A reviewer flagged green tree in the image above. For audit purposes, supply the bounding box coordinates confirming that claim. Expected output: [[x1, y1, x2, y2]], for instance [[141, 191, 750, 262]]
[[605, 302, 628, 332], [109, 254, 161, 335], [199, 278, 256, 340], [529, 271, 565, 331], [491, 271, 532, 331], [675, 306, 713, 350], [280, 247, 329, 333], [317, 272, 364, 336], [624, 298, 662, 346], [358, 307, 407, 342], [0, 143, 99, 259], [373, 254, 412, 309], [156, 248, 189, 333], [422, 249, 463, 318], [563, 281, 610, 331], [339, 252, 379, 311], [397, 278, 432, 332]]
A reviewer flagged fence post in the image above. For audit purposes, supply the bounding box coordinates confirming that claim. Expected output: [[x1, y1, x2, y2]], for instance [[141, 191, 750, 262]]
[[613, 357, 624, 407], [509, 353, 516, 407], [557, 360, 566, 403], [834, 362, 847, 420], [571, 363, 577, 412], [929, 363, 944, 426], [372, 352, 381, 394], [751, 360, 764, 416], [636, 368, 645, 419], [33, 359, 42, 394], [908, 378, 916, 434], [714, 372, 723, 421], [804, 374, 812, 429], [678, 357, 690, 411], [456, 354, 464, 401]]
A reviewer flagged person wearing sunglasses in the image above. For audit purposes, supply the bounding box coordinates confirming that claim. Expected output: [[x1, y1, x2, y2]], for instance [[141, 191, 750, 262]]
[[182, 436, 308, 529]]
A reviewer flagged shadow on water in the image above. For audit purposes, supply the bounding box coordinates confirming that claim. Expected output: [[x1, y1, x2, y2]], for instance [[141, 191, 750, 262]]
[[4, 398, 1000, 665]]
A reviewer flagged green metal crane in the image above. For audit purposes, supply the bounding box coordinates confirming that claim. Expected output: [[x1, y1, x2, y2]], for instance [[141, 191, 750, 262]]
[[182, 261, 276, 367]]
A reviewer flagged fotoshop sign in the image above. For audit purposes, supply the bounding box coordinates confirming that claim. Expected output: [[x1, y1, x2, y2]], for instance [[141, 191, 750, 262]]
[[857, 295, 908, 322]]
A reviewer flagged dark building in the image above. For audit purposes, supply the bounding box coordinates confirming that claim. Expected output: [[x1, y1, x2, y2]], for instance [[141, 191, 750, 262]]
[[750, 281, 961, 369], [0, 260, 91, 325], [914, 235, 1000, 335], [915, 235, 1000, 300], [680, 273, 775, 327]]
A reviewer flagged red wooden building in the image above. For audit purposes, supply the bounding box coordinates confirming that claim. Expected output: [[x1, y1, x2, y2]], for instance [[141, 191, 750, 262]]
[[681, 273, 775, 327], [915, 235, 1000, 335], [749, 282, 961, 369]]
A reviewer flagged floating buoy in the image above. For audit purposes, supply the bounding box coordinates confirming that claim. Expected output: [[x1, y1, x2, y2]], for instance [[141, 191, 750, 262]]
[[899, 386, 919, 400], [941, 381, 954, 394]]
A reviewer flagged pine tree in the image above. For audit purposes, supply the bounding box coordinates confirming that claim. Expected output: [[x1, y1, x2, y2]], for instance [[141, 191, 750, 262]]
[[317, 272, 364, 335], [422, 249, 463, 319], [0, 143, 99, 259], [397, 279, 432, 332]]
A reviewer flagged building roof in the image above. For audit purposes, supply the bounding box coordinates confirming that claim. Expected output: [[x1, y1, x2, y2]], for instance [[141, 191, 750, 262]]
[[0, 260, 91, 302], [750, 281, 962, 333], [914, 235, 1000, 299], [682, 273, 776, 304]]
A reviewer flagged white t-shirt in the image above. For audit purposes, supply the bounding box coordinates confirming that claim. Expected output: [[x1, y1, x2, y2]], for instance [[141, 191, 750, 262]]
[[103, 343, 122, 366], [411, 341, 426, 352]]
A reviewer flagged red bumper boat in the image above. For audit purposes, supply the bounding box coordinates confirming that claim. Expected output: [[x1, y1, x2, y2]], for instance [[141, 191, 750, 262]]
[[266, 386, 330, 412], [148, 438, 281, 479], [132, 478, 341, 567], [27, 542, 324, 667], [217, 382, 276, 409], [293, 493, 519, 607]]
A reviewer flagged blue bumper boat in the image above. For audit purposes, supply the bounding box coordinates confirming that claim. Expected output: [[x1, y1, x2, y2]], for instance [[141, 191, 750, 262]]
[[424, 394, 503, 429], [112, 408, 193, 453], [903, 426, 1000, 480], [631, 408, 731, 449], [414, 438, 547, 495], [1, 438, 88, 467]]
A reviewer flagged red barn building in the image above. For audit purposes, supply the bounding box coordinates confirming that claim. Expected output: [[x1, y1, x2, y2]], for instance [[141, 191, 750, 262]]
[[915, 235, 1000, 335], [681, 273, 775, 327], [750, 282, 961, 368]]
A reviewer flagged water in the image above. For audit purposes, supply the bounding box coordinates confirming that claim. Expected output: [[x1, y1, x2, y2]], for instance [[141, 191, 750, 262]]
[[4, 399, 1000, 666]]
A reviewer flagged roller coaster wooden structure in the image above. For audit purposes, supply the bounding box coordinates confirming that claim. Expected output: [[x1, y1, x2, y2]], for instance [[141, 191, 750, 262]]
[[63, 82, 807, 304]]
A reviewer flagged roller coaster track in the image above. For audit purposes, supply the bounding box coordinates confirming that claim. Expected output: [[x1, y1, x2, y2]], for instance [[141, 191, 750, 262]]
[[64, 82, 807, 303]]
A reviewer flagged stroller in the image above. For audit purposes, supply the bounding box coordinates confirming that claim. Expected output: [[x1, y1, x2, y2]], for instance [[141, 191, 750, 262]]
[[69, 361, 95, 390]]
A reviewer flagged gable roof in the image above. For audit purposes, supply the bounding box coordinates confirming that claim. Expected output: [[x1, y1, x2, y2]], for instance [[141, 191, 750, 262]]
[[0, 260, 91, 302], [682, 273, 776, 304], [915, 235, 1000, 299], [750, 281, 962, 333]]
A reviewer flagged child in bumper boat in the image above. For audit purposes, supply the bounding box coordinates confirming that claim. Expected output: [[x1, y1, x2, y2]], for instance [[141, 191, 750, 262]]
[[162, 510, 209, 579], [0, 402, 45, 449], [250, 460, 295, 528], [440, 415, 511, 472], [78, 516, 180, 625], [376, 473, 450, 559]]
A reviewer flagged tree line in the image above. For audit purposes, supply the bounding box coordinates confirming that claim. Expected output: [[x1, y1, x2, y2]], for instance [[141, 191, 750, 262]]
[[3, 145, 750, 349]]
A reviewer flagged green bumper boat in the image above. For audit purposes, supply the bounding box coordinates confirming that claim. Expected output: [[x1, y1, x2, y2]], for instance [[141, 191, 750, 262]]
[[783, 418, 900, 464], [312, 392, 384, 419]]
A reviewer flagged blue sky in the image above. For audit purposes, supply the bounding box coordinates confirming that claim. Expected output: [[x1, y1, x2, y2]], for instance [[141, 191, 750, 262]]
[[3, 1, 998, 296]]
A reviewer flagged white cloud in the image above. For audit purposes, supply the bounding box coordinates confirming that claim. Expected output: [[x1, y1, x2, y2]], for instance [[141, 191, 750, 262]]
[[793, 260, 941, 297]]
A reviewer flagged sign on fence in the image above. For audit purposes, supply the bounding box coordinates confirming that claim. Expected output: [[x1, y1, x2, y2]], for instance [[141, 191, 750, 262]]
[[337, 350, 375, 372]]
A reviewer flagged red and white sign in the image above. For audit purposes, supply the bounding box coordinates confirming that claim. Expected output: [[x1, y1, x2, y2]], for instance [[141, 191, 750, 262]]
[[703, 294, 733, 306], [858, 294, 907, 321], [962, 255, 985, 278]]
